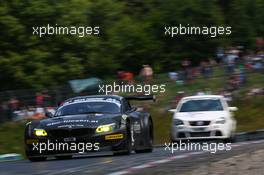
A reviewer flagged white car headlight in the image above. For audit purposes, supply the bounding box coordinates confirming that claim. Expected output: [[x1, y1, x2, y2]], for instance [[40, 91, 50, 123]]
[[173, 119, 184, 126], [215, 117, 226, 124]]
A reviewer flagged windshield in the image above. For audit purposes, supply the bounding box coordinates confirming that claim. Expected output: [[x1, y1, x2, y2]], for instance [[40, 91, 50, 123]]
[[179, 99, 223, 112], [55, 102, 121, 116]]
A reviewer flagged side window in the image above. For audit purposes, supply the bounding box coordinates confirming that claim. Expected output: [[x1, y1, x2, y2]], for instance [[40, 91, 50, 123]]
[[123, 100, 131, 112]]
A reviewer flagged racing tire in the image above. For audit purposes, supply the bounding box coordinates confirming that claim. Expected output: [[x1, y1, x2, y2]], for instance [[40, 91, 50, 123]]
[[135, 119, 153, 153], [114, 121, 132, 155], [223, 136, 235, 143], [223, 132, 236, 143]]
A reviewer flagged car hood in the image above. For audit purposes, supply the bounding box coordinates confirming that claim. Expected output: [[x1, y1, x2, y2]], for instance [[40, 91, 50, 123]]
[[38, 113, 122, 130], [174, 111, 228, 121]]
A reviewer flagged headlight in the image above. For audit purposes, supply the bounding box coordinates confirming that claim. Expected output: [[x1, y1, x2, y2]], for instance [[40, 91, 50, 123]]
[[173, 119, 184, 126], [96, 123, 116, 133], [34, 129, 48, 136], [215, 117, 226, 124]]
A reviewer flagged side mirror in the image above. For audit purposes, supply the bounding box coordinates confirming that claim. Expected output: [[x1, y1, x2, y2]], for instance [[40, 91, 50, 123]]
[[45, 111, 54, 118], [126, 107, 137, 113], [168, 109, 177, 113], [229, 107, 238, 112]]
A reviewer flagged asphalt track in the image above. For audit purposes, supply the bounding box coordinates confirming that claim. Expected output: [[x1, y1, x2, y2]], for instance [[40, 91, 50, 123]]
[[0, 140, 264, 175]]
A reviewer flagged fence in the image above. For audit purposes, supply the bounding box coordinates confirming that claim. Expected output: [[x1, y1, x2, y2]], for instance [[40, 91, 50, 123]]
[[0, 64, 263, 122]]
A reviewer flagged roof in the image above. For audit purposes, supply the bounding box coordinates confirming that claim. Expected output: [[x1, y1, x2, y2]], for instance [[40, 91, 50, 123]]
[[64, 95, 123, 103], [182, 95, 224, 100]]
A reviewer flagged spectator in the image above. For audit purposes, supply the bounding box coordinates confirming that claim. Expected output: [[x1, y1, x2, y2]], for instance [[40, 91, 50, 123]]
[[226, 75, 239, 92], [181, 58, 191, 82], [140, 64, 153, 84], [0, 101, 9, 122], [36, 92, 44, 107], [256, 37, 264, 51], [117, 70, 126, 84], [8, 97, 20, 111], [225, 49, 239, 74], [216, 47, 224, 63], [123, 71, 134, 84], [173, 91, 185, 108], [196, 90, 205, 96], [42, 90, 51, 107], [117, 70, 134, 84], [238, 64, 246, 85], [7, 97, 20, 120], [168, 72, 178, 81], [200, 61, 211, 79]]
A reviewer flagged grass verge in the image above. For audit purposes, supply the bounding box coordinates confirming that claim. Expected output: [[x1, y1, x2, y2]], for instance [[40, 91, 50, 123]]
[[0, 69, 263, 155]]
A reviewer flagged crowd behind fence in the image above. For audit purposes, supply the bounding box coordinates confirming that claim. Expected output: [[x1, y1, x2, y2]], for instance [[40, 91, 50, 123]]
[[0, 47, 264, 123]]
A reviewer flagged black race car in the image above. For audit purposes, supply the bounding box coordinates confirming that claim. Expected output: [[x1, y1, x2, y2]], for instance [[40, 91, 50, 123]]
[[24, 95, 154, 161]]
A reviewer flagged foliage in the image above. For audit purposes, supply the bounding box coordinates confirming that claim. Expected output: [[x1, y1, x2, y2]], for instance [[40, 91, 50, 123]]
[[0, 0, 264, 90]]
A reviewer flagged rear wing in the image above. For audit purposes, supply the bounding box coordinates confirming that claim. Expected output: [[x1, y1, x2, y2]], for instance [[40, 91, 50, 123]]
[[125, 95, 156, 102]]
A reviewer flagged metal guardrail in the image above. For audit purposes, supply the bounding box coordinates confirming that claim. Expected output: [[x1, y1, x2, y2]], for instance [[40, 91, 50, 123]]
[[235, 129, 264, 142], [154, 129, 264, 148]]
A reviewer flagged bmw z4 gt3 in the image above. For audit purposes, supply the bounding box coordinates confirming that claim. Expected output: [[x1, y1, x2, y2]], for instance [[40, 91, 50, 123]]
[[24, 95, 154, 161]]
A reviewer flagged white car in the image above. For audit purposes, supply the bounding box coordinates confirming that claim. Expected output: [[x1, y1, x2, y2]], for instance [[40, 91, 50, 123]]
[[169, 95, 237, 142]]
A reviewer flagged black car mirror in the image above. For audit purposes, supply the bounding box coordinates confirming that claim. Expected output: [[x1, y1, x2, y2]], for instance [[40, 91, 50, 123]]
[[131, 107, 137, 111]]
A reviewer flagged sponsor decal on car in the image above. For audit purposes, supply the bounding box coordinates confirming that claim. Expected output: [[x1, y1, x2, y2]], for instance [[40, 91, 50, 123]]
[[63, 97, 121, 107], [105, 134, 124, 140], [46, 119, 98, 126]]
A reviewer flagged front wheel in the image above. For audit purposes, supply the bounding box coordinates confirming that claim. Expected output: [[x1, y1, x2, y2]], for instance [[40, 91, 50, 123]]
[[223, 132, 236, 143], [135, 119, 153, 153], [26, 150, 47, 162], [223, 136, 235, 143], [114, 121, 132, 155]]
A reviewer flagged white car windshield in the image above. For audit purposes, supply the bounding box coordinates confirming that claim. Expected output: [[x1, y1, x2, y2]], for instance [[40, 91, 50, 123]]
[[179, 99, 223, 112]]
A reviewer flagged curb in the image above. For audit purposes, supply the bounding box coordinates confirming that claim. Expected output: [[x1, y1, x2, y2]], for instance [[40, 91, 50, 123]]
[[0, 153, 23, 162]]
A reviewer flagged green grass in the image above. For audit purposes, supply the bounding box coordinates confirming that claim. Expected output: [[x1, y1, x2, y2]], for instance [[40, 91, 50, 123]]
[[0, 121, 26, 155], [0, 69, 263, 155], [233, 96, 264, 131]]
